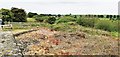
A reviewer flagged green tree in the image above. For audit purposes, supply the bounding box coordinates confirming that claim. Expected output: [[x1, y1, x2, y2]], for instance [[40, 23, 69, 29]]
[[113, 15, 116, 18], [11, 7, 27, 22], [106, 15, 110, 18], [0, 8, 13, 22], [109, 15, 113, 20], [47, 17, 56, 24], [28, 12, 38, 18], [117, 15, 120, 20], [58, 14, 61, 17]]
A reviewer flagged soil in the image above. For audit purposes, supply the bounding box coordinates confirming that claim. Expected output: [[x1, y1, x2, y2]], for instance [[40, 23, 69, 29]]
[[16, 28, 119, 55]]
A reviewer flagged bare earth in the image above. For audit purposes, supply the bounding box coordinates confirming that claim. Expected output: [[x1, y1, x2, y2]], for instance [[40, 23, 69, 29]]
[[16, 28, 119, 55]]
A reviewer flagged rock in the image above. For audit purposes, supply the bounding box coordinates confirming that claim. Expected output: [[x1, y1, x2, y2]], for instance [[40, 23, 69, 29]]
[[0, 32, 19, 55]]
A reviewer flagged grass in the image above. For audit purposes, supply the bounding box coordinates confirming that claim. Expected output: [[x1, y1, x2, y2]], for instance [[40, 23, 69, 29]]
[[11, 29, 28, 34], [27, 18, 36, 22], [111, 32, 119, 37], [3, 16, 120, 38], [50, 22, 119, 38], [3, 22, 119, 38], [99, 18, 110, 20]]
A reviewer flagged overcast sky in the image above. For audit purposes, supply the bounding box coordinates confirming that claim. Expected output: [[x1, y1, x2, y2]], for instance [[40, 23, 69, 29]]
[[0, 0, 119, 15]]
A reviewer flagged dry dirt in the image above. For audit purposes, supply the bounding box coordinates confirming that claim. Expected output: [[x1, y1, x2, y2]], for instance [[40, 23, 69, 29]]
[[16, 28, 119, 55]]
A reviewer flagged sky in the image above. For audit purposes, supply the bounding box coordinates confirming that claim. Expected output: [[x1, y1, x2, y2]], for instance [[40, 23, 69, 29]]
[[0, 0, 120, 15]]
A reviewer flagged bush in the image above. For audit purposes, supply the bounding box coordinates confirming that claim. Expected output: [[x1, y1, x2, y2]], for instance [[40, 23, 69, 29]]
[[56, 16, 76, 24], [95, 20, 118, 32], [51, 23, 70, 31], [76, 17, 95, 27], [46, 17, 56, 24], [34, 15, 49, 22]]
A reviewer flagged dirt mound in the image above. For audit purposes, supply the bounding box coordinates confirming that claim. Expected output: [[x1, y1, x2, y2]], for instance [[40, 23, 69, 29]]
[[16, 28, 119, 55]]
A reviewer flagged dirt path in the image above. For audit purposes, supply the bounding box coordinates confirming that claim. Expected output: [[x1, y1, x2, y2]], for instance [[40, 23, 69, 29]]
[[16, 28, 119, 55]]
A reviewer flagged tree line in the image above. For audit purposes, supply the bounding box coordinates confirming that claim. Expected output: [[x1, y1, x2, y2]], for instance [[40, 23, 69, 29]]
[[0, 7, 120, 23]]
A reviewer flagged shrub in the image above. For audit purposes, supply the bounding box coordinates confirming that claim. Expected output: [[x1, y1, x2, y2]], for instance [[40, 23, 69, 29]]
[[76, 17, 95, 27], [46, 17, 56, 24], [51, 23, 70, 31], [55, 16, 76, 24], [34, 15, 49, 22], [95, 20, 117, 32]]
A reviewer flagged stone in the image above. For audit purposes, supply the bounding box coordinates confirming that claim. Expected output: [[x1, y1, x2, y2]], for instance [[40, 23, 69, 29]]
[[0, 31, 19, 56]]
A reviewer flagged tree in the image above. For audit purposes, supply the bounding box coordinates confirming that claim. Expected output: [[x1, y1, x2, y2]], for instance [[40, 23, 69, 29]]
[[58, 14, 61, 17], [0, 8, 13, 22], [106, 15, 110, 18], [93, 15, 97, 18], [113, 15, 116, 18], [74, 15, 77, 18], [117, 15, 120, 20], [11, 7, 27, 22], [100, 15, 104, 18], [98, 15, 104, 18], [47, 17, 56, 24], [28, 12, 38, 18], [109, 15, 113, 20]]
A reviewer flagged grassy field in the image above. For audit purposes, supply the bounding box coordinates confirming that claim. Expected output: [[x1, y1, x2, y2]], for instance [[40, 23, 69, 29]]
[[3, 16, 120, 38], [3, 22, 119, 38]]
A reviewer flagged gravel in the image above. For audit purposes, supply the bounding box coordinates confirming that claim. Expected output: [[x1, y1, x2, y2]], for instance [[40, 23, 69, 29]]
[[0, 31, 20, 56]]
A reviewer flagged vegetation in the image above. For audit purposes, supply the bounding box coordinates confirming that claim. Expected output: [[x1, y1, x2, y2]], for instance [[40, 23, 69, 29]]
[[56, 16, 76, 24], [76, 17, 96, 27], [1, 7, 120, 37], [28, 12, 38, 18], [0, 8, 13, 22], [0, 7, 27, 22], [46, 17, 56, 24], [11, 7, 27, 22]]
